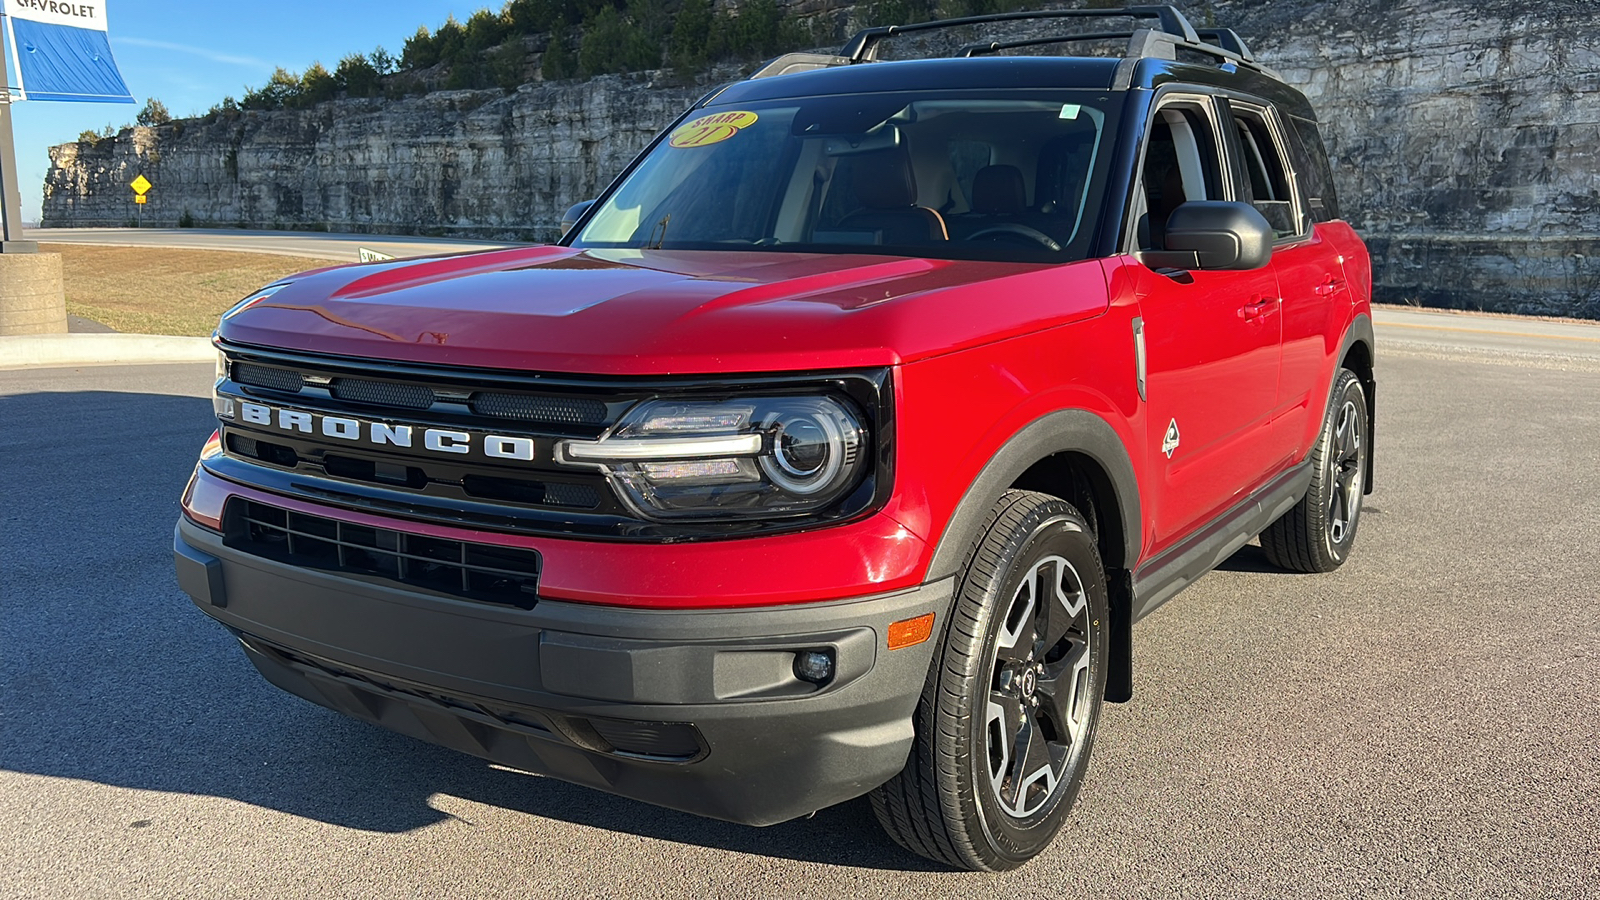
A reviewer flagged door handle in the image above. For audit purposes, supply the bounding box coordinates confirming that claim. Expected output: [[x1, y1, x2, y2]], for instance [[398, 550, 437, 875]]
[[1238, 298, 1276, 321], [1314, 277, 1346, 297]]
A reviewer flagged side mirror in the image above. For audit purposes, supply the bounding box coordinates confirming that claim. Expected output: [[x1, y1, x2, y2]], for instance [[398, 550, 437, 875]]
[[1139, 201, 1273, 271], [560, 200, 596, 238]]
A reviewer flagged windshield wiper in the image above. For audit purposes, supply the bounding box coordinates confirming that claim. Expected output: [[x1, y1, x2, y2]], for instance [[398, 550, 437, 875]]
[[646, 214, 671, 250]]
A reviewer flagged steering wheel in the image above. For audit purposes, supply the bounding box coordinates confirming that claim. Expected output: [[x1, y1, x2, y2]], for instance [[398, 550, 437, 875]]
[[963, 223, 1062, 252]]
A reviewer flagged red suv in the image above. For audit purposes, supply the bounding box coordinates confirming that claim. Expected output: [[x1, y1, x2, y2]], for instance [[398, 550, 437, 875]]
[[175, 7, 1374, 871]]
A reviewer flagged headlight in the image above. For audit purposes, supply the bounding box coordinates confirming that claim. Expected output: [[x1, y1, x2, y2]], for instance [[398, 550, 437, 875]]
[[557, 395, 870, 520], [212, 349, 236, 421]]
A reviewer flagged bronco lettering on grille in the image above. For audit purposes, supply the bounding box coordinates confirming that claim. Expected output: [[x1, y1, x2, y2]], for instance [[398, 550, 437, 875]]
[[234, 401, 537, 461]]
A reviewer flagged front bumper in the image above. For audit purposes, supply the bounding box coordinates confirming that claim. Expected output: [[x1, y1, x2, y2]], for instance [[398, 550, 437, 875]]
[[174, 516, 950, 826]]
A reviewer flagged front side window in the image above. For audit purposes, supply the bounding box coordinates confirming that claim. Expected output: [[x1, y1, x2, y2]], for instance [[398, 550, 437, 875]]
[[572, 91, 1118, 262], [1134, 101, 1223, 251]]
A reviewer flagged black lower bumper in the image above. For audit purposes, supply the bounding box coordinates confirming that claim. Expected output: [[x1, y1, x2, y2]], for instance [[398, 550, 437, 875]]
[[174, 518, 950, 826]]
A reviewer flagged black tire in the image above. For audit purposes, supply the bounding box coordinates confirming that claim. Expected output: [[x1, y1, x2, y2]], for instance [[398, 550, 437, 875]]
[[870, 490, 1109, 871], [1261, 368, 1369, 573]]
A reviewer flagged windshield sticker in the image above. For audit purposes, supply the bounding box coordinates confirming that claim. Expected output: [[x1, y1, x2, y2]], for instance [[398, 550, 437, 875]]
[[669, 111, 760, 148], [1059, 104, 1081, 120]]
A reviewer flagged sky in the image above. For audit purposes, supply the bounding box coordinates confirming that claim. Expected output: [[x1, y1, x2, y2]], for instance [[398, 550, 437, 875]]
[[2, 0, 484, 222]]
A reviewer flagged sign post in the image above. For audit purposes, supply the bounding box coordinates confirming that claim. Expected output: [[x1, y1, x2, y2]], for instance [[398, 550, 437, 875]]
[[0, 4, 35, 252], [130, 173, 149, 225], [0, 0, 134, 248], [1, 0, 132, 335]]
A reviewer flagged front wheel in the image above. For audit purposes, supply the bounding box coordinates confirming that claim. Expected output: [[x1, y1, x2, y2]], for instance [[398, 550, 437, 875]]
[[870, 490, 1108, 871], [1261, 368, 1369, 572]]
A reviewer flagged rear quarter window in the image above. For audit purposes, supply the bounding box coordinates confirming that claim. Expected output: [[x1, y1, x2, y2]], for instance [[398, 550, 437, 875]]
[[1286, 117, 1340, 222]]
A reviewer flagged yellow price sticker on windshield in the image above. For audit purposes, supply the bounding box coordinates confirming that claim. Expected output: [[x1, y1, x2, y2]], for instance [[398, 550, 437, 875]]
[[669, 111, 759, 148]]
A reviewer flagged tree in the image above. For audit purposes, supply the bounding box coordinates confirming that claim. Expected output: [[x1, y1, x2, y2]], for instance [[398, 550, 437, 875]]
[[401, 26, 438, 69], [669, 0, 713, 74], [370, 45, 397, 75], [298, 62, 338, 106], [434, 15, 467, 66], [241, 67, 302, 110], [578, 5, 660, 77], [336, 53, 381, 97], [464, 8, 509, 54], [542, 26, 577, 79], [489, 40, 529, 91], [135, 97, 171, 127]]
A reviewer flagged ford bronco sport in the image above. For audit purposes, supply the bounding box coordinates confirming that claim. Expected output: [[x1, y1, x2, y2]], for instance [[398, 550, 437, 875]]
[[174, 6, 1375, 871]]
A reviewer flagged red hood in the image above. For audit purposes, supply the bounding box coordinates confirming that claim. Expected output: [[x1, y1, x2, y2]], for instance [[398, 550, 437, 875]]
[[218, 246, 1110, 375]]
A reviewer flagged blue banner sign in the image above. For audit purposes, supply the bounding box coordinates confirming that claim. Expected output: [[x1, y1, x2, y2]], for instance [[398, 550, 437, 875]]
[[3, 0, 134, 103]]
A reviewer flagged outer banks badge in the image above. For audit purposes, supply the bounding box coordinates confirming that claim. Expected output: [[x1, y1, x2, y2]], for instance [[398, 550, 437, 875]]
[[1162, 418, 1181, 458], [669, 111, 760, 148]]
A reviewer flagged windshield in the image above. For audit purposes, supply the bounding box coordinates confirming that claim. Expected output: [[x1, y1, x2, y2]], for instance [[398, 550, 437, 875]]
[[571, 90, 1118, 262]]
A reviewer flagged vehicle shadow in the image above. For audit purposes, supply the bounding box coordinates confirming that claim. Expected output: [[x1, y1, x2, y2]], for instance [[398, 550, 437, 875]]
[[1212, 542, 1284, 574], [0, 387, 937, 871]]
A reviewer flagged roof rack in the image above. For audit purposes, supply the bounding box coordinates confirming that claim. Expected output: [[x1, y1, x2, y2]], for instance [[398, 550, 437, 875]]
[[948, 24, 1270, 76], [956, 31, 1146, 57], [839, 6, 1201, 62], [748, 5, 1283, 84], [1195, 27, 1255, 61]]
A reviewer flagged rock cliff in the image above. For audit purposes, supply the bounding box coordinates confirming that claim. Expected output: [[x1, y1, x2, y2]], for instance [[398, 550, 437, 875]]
[[44, 75, 705, 242], [40, 0, 1600, 317]]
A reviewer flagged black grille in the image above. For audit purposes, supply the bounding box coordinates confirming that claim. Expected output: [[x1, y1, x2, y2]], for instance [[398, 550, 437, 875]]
[[471, 392, 607, 425], [226, 433, 299, 468], [235, 364, 304, 393], [331, 378, 435, 410], [226, 499, 541, 609], [461, 474, 601, 509]]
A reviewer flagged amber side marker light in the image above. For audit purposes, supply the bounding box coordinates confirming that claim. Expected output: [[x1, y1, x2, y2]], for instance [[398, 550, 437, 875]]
[[888, 613, 936, 650]]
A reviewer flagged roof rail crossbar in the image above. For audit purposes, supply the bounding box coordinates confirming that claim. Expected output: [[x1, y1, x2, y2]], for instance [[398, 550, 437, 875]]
[[957, 31, 1144, 58], [956, 26, 1270, 77], [840, 5, 1200, 62], [1195, 28, 1255, 61]]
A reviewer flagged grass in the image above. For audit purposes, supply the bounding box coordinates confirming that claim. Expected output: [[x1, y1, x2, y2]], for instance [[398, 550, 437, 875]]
[[43, 244, 343, 337]]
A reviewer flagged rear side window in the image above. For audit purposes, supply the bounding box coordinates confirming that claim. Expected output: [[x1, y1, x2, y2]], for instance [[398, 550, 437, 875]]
[[1286, 117, 1340, 221], [1226, 104, 1300, 239]]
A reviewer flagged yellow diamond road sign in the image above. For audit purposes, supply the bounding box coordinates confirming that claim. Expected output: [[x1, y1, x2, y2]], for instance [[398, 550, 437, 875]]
[[130, 175, 152, 195]]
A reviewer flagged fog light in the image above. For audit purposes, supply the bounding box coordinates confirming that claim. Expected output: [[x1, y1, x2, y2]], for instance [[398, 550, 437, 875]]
[[793, 649, 835, 685]]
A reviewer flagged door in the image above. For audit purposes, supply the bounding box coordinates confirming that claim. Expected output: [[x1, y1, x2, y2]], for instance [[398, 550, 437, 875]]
[[1223, 99, 1347, 456], [1129, 97, 1285, 556]]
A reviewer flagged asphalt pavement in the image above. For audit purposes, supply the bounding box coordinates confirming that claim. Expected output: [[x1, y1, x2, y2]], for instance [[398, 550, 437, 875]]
[[1, 342, 1596, 898]]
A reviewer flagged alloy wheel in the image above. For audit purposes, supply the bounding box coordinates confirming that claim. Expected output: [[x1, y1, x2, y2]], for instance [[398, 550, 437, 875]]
[[984, 554, 1093, 819], [1327, 399, 1364, 545]]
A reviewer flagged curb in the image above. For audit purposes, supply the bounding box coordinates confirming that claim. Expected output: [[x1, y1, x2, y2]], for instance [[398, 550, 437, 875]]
[[0, 333, 213, 369]]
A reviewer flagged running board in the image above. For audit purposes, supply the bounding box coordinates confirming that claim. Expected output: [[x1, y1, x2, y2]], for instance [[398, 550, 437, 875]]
[[1130, 462, 1312, 621]]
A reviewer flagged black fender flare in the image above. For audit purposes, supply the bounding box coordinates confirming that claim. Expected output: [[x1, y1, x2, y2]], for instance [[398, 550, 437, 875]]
[[1335, 313, 1377, 491], [1337, 313, 1375, 380], [924, 409, 1141, 702], [926, 409, 1142, 580]]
